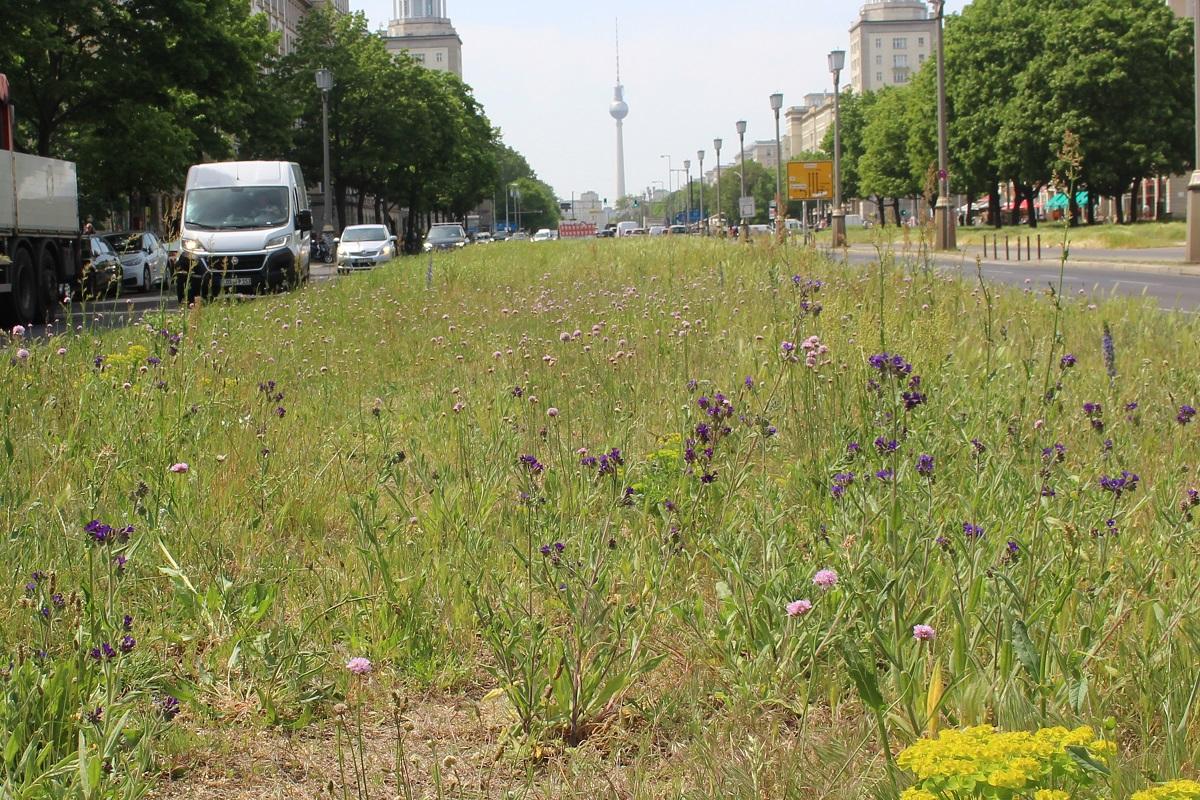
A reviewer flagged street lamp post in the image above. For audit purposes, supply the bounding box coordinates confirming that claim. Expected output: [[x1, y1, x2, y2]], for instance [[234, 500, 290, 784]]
[[1188, 0, 1200, 262], [683, 159, 691, 230], [736, 120, 748, 242], [828, 50, 846, 248], [770, 92, 784, 243], [931, 0, 956, 250], [660, 154, 673, 226], [314, 68, 334, 236], [713, 138, 723, 234], [697, 150, 706, 234]]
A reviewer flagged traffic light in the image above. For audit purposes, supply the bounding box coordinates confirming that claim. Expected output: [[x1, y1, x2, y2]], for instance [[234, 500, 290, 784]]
[[633, 199, 639, 208]]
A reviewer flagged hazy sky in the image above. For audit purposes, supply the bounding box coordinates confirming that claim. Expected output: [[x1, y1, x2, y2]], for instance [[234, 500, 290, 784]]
[[354, 0, 971, 203]]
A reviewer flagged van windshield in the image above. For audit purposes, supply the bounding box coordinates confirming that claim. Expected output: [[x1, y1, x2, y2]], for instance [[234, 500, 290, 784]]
[[184, 186, 290, 230]]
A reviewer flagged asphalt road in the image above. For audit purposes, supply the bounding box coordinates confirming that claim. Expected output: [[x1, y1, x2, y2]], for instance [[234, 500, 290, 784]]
[[25, 263, 340, 339], [835, 247, 1200, 313]]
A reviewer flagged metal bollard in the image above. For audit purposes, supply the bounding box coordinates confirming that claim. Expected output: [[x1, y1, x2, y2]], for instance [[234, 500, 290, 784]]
[[426, 251, 433, 290], [1005, 236, 1010, 260], [1026, 236, 1031, 262], [1037, 234, 1041, 260]]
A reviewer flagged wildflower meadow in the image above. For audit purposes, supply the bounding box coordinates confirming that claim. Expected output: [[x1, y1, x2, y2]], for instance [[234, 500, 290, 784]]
[[1, 236, 1198, 799]]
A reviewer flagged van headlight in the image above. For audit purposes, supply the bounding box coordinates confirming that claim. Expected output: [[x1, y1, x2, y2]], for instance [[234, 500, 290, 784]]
[[182, 238, 205, 254], [423, 242, 433, 252], [265, 234, 290, 249]]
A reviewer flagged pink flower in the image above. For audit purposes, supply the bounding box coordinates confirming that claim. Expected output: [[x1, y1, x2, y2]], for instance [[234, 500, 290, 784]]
[[913, 624, 936, 642], [813, 569, 839, 589], [547, 407, 559, 418], [56, 347, 67, 356], [169, 463, 189, 473], [15, 348, 30, 361], [786, 599, 813, 617], [346, 657, 372, 675], [11, 325, 25, 337]]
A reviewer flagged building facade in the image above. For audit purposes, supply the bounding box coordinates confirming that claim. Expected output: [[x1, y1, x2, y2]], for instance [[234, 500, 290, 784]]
[[848, 0, 935, 94], [382, 0, 463, 78], [784, 93, 835, 159], [250, 0, 348, 55]]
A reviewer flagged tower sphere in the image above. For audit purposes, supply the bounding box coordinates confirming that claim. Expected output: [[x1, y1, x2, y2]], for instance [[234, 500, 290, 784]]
[[610, 86, 629, 120]]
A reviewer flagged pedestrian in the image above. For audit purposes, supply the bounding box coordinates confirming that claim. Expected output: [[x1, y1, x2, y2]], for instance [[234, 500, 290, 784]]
[[83, 221, 95, 235]]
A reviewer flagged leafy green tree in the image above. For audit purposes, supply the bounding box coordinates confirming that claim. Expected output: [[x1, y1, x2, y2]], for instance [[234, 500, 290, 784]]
[[820, 90, 874, 204], [509, 177, 559, 232], [859, 87, 921, 225]]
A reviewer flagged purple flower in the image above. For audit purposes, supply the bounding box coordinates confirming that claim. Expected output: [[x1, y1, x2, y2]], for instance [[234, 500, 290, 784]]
[[1083, 402, 1102, 417], [86, 706, 104, 725], [874, 437, 899, 455], [875, 468, 894, 482], [916, 454, 935, 477], [346, 657, 372, 675], [786, 599, 813, 617], [1177, 405, 1196, 425], [1041, 443, 1066, 463], [1102, 322, 1116, 379], [781, 341, 796, 354], [1040, 485, 1056, 498], [1006, 539, 1020, 555], [518, 454, 544, 474], [847, 442, 861, 456], [119, 634, 136, 653], [868, 352, 913, 379], [962, 522, 985, 539], [744, 375, 755, 389], [159, 695, 181, 721], [971, 438, 986, 455], [122, 614, 133, 630], [101, 642, 116, 660], [813, 569, 838, 589], [511, 385, 523, 398], [1099, 470, 1140, 498], [1060, 353, 1077, 368], [912, 624, 936, 642]]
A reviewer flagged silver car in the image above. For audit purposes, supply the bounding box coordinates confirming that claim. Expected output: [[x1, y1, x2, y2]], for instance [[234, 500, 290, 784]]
[[104, 231, 169, 292], [335, 224, 396, 273]]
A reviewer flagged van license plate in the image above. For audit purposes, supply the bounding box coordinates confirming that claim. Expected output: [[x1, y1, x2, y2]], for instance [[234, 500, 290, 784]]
[[225, 276, 252, 287]]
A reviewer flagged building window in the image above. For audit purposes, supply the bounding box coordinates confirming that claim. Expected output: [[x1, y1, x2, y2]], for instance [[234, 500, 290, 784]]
[[413, 52, 425, 63], [894, 69, 910, 83], [875, 37, 882, 48], [876, 72, 883, 83], [893, 37, 907, 49], [918, 54, 926, 65], [918, 36, 925, 46], [875, 55, 882, 65], [894, 54, 907, 67], [436, 52, 444, 63]]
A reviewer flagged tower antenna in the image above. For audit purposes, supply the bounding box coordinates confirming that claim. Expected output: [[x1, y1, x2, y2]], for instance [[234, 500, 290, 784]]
[[615, 18, 621, 84]]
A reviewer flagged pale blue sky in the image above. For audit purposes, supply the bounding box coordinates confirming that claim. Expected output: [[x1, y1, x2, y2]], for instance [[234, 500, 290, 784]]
[[353, 0, 971, 203]]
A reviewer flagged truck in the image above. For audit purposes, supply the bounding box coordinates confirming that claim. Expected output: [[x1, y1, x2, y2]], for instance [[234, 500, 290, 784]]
[[0, 73, 80, 326]]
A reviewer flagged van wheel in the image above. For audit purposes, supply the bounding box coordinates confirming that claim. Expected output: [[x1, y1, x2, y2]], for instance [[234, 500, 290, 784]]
[[1, 247, 37, 326]]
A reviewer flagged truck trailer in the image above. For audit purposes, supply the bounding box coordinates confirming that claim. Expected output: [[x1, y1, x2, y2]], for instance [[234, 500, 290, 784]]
[[0, 73, 80, 326]]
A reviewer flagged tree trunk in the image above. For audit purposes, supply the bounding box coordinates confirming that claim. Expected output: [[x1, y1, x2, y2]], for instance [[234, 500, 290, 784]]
[[1067, 191, 1080, 228], [892, 198, 902, 226], [1085, 192, 1096, 225], [965, 184, 974, 226], [874, 196, 886, 226], [334, 181, 348, 236], [989, 186, 1001, 229], [1009, 183, 1022, 227], [1114, 196, 1125, 225], [1129, 177, 1142, 223], [356, 192, 365, 224]]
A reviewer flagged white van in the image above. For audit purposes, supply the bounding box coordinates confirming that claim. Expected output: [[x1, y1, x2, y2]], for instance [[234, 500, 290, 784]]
[[176, 161, 312, 302], [615, 221, 638, 237]]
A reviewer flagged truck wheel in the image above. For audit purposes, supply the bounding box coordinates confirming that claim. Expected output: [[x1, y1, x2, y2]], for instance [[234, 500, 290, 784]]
[[34, 243, 59, 325], [1, 248, 38, 326]]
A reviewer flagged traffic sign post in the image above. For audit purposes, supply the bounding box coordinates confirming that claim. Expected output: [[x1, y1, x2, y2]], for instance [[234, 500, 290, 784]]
[[769, 200, 777, 221], [739, 196, 756, 219], [787, 160, 833, 201]]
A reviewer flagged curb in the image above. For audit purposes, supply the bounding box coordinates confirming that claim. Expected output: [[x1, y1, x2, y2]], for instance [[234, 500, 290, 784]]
[[838, 244, 1200, 277]]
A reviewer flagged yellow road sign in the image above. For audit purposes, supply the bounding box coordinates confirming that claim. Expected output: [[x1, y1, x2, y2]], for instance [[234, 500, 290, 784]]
[[787, 160, 833, 201]]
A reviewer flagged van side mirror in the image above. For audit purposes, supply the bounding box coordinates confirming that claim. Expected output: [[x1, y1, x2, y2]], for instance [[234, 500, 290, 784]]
[[296, 210, 313, 232], [388, 235, 396, 243]]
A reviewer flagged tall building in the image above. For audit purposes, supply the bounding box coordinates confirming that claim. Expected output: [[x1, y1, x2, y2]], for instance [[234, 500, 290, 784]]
[[784, 93, 835, 158], [251, 0, 348, 55], [383, 0, 463, 77], [849, 0, 936, 93], [610, 22, 629, 201], [748, 140, 780, 169]]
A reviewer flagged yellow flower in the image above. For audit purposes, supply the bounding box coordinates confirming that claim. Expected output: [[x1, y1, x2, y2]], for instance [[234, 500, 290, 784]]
[[900, 789, 938, 800], [1131, 780, 1200, 800], [1034, 790, 1071, 800]]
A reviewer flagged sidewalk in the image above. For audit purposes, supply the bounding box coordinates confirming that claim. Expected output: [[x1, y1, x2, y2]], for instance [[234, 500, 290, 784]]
[[842, 242, 1200, 277]]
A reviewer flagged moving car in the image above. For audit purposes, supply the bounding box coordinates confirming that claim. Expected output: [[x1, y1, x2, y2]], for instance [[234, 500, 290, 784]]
[[423, 223, 467, 251], [615, 221, 637, 237], [595, 228, 615, 238], [531, 228, 554, 242], [104, 231, 168, 292], [175, 160, 312, 302], [648, 225, 666, 236], [473, 232, 493, 244], [77, 235, 122, 300], [509, 231, 529, 241], [668, 225, 688, 235], [335, 224, 395, 273]]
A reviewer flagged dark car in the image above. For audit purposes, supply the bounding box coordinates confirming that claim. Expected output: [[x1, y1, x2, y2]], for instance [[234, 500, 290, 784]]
[[423, 223, 467, 252], [77, 235, 122, 300], [595, 228, 616, 238]]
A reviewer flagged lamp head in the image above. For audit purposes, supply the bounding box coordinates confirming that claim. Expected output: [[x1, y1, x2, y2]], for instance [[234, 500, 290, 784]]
[[770, 92, 784, 112], [697, 149, 705, 161], [713, 138, 722, 152], [735, 120, 747, 136], [828, 50, 845, 75], [315, 68, 333, 91]]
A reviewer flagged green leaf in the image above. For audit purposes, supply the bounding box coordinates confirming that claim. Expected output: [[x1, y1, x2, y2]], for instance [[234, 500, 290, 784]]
[[1066, 745, 1109, 776], [840, 640, 885, 711], [1011, 619, 1041, 683]]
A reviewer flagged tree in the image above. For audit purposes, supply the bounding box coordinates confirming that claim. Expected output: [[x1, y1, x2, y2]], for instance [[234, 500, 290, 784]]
[[509, 177, 559, 232], [820, 90, 875, 204], [859, 87, 921, 225]]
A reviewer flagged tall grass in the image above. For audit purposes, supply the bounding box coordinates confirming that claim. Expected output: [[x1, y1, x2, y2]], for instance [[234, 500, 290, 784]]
[[1, 237, 1198, 798]]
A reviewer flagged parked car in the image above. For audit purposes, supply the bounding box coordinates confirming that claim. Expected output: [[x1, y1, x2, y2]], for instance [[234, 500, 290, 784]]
[[164, 238, 182, 269], [77, 235, 122, 300], [595, 228, 616, 238], [630, 228, 647, 235], [423, 223, 467, 251], [103, 231, 168, 292], [668, 225, 688, 235], [648, 225, 666, 236], [509, 231, 529, 241], [473, 232, 493, 244], [335, 224, 395, 273], [531, 228, 554, 242]]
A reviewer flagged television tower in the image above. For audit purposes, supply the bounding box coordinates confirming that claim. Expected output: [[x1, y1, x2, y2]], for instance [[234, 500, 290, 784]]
[[609, 19, 628, 202]]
